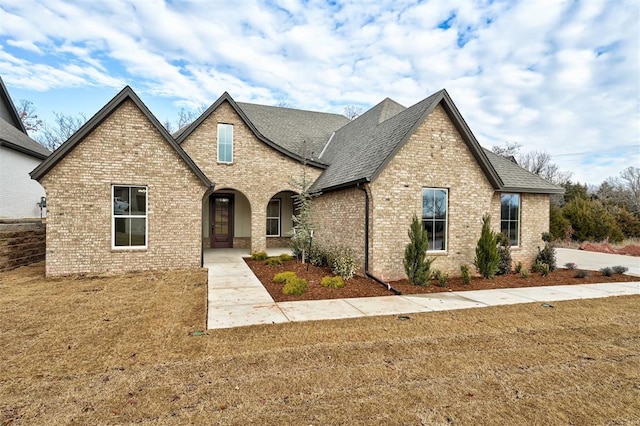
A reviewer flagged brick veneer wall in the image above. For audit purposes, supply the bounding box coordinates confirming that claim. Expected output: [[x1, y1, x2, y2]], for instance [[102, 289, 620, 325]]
[[368, 104, 549, 280], [0, 219, 45, 271], [181, 101, 321, 253], [39, 100, 207, 276]]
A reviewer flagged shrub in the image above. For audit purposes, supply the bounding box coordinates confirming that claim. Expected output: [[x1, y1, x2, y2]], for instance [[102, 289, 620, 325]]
[[612, 265, 629, 275], [273, 271, 297, 284], [535, 239, 557, 271], [264, 257, 283, 266], [574, 270, 589, 278], [251, 251, 268, 261], [330, 247, 357, 280], [564, 262, 577, 270], [320, 276, 345, 289], [474, 214, 500, 279], [599, 267, 613, 277], [514, 261, 524, 274], [496, 232, 512, 275], [561, 197, 624, 243], [404, 215, 435, 286], [434, 270, 449, 288], [278, 253, 294, 262], [520, 269, 530, 278], [309, 244, 329, 267], [539, 263, 550, 277], [282, 277, 308, 295], [531, 262, 545, 274], [460, 264, 471, 285]]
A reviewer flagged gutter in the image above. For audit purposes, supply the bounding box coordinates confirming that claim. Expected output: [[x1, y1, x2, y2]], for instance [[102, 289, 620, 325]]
[[356, 183, 402, 295]]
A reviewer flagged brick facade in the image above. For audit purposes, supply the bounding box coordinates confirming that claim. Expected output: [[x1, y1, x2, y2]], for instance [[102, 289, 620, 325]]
[[180, 101, 321, 253], [39, 100, 207, 276]]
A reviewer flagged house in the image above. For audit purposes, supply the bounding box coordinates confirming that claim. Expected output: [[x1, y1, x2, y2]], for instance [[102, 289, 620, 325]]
[[31, 85, 563, 278], [0, 77, 50, 218]]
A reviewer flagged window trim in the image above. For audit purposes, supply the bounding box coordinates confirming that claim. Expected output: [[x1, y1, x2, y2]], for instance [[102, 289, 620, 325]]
[[112, 185, 148, 250], [266, 198, 281, 237], [422, 187, 448, 253], [217, 123, 234, 164], [500, 193, 520, 247]]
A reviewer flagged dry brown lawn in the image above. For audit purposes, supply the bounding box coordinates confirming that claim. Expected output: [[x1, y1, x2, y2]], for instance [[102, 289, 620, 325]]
[[1, 262, 639, 425]]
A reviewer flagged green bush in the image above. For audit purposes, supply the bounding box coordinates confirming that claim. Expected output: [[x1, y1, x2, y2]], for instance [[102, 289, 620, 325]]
[[561, 198, 624, 243], [330, 246, 357, 280], [531, 262, 544, 273], [539, 263, 550, 277], [320, 276, 345, 289], [612, 265, 629, 275], [599, 267, 613, 277], [535, 238, 557, 271], [251, 251, 268, 261], [474, 214, 500, 279], [514, 261, 524, 274], [278, 253, 294, 262], [309, 244, 329, 267], [273, 271, 297, 284], [282, 277, 308, 295], [496, 232, 512, 275], [404, 215, 435, 286], [549, 205, 571, 241], [460, 264, 471, 285], [264, 257, 283, 266], [574, 270, 589, 278], [434, 270, 449, 287], [520, 269, 530, 278]]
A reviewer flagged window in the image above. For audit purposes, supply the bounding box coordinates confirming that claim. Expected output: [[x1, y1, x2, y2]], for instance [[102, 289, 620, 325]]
[[217, 123, 233, 163], [422, 188, 448, 252], [266, 199, 281, 237], [501, 193, 520, 246], [113, 185, 147, 249]]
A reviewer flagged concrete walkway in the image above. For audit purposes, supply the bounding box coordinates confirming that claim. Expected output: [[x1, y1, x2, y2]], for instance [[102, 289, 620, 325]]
[[206, 249, 640, 329]]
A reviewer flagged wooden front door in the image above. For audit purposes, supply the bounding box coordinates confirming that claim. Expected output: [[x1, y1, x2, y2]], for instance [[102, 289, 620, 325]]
[[210, 195, 234, 248]]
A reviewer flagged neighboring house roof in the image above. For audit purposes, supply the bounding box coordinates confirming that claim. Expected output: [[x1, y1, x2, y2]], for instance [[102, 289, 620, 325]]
[[483, 149, 564, 194], [311, 89, 504, 193], [175, 92, 335, 168], [30, 86, 212, 188], [0, 76, 50, 160]]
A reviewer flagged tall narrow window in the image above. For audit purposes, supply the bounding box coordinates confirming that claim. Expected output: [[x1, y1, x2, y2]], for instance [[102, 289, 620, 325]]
[[113, 185, 147, 248], [266, 199, 281, 237], [422, 188, 448, 252], [500, 193, 520, 246], [217, 123, 233, 163]]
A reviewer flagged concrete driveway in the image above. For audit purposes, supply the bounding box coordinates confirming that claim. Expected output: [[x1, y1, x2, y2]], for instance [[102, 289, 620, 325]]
[[556, 248, 640, 276]]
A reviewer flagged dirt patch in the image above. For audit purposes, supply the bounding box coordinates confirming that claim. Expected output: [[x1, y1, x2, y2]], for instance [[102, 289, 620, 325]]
[[245, 258, 638, 302], [579, 241, 640, 256]]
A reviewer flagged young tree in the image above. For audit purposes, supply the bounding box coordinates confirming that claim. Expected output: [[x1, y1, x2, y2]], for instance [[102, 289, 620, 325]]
[[474, 214, 500, 279], [290, 153, 316, 263]]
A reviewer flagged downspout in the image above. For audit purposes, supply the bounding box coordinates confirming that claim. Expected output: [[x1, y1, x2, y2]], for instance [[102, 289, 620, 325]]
[[357, 183, 401, 295]]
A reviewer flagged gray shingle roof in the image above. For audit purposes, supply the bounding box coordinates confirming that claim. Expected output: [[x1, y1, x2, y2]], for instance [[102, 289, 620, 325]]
[[236, 102, 349, 161], [0, 116, 50, 159], [483, 148, 564, 193]]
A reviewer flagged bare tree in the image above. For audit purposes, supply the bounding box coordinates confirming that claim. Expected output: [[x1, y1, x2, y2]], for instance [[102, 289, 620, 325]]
[[491, 142, 522, 158], [163, 104, 208, 133], [491, 142, 572, 186], [275, 97, 293, 108], [16, 99, 43, 132], [601, 167, 640, 215], [343, 105, 363, 121], [36, 112, 87, 151]]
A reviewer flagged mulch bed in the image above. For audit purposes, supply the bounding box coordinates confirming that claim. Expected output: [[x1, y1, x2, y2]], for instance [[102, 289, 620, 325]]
[[244, 258, 638, 303]]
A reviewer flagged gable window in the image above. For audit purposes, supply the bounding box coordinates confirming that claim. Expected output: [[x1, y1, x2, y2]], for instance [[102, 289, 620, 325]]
[[217, 123, 233, 163], [422, 188, 448, 252], [501, 193, 520, 246], [266, 199, 281, 237], [113, 185, 147, 249]]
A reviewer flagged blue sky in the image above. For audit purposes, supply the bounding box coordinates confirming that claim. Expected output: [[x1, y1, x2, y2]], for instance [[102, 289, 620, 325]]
[[0, 0, 638, 185]]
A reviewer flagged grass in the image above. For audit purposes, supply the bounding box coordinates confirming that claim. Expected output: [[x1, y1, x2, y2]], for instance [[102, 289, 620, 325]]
[[1, 262, 639, 424]]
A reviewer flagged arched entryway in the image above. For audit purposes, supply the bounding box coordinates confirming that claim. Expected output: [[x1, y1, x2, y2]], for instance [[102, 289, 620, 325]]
[[202, 188, 252, 249], [266, 190, 297, 249]]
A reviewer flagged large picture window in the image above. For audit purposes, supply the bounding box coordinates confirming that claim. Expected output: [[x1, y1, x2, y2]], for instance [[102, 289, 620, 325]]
[[217, 123, 233, 163], [422, 188, 448, 252], [266, 199, 281, 237], [501, 193, 520, 246], [113, 185, 147, 249]]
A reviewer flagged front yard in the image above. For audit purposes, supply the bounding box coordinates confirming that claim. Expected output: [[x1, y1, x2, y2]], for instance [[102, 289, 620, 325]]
[[1, 262, 639, 424]]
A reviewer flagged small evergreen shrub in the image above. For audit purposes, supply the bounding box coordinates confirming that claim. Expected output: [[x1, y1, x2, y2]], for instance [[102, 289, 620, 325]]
[[564, 262, 577, 270], [251, 251, 268, 261], [331, 247, 357, 280], [474, 214, 500, 279], [540, 263, 550, 277], [531, 262, 544, 274], [599, 267, 613, 277], [282, 277, 308, 295], [278, 253, 294, 262], [535, 242, 557, 271], [404, 216, 434, 286], [520, 269, 530, 278], [273, 271, 297, 284], [574, 270, 589, 278], [265, 257, 283, 266], [434, 270, 449, 287], [496, 233, 512, 275], [309, 244, 329, 267], [460, 265, 471, 285], [320, 276, 345, 289], [515, 261, 524, 274], [612, 265, 628, 275]]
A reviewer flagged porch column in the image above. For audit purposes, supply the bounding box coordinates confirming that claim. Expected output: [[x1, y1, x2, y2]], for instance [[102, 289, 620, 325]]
[[251, 197, 267, 253]]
